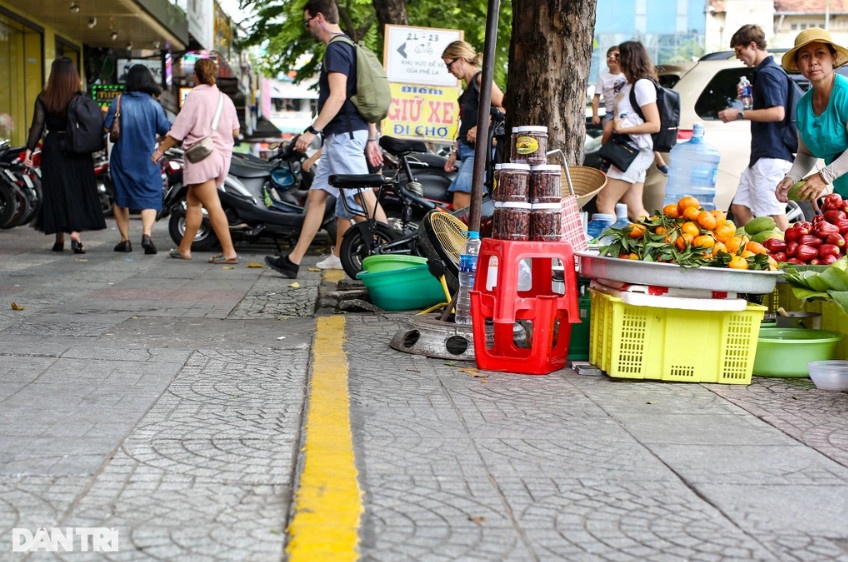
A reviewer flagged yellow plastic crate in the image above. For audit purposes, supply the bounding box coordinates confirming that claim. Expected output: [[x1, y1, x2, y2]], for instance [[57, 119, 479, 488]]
[[588, 289, 765, 384]]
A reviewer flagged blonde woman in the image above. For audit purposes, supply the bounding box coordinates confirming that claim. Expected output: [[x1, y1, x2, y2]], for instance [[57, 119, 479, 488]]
[[152, 58, 240, 264], [441, 40, 505, 210]]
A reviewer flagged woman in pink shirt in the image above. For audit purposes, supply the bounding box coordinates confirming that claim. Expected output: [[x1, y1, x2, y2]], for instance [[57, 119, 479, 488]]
[[152, 58, 240, 264]]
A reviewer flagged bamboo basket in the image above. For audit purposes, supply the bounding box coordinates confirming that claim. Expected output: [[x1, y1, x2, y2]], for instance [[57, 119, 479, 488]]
[[561, 166, 607, 208]]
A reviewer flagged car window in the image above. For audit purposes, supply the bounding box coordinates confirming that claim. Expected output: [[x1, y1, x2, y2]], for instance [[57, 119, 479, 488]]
[[694, 68, 751, 120], [659, 75, 680, 89]]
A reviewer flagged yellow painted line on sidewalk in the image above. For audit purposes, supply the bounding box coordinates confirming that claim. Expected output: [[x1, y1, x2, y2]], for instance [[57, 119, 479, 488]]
[[286, 314, 362, 561]]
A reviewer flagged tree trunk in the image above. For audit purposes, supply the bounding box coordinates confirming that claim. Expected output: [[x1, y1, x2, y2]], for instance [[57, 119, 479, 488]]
[[372, 0, 409, 32], [506, 0, 597, 168]]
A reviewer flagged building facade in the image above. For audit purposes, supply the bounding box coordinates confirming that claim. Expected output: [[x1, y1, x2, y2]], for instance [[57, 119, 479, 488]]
[[0, 0, 252, 147]]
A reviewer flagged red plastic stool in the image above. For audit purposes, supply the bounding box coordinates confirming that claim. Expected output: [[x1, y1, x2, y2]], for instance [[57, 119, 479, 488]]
[[469, 239, 580, 375]]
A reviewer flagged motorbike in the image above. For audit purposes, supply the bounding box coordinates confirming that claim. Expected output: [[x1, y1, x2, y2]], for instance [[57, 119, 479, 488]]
[[162, 139, 337, 252], [0, 143, 41, 229], [92, 149, 115, 217]]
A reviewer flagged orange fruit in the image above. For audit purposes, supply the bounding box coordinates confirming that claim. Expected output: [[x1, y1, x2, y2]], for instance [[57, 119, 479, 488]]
[[675, 232, 694, 251], [709, 209, 727, 225], [729, 255, 749, 269], [681, 206, 702, 221], [655, 225, 668, 235], [767, 255, 779, 271], [677, 195, 701, 214], [725, 235, 749, 254], [692, 234, 716, 249], [713, 224, 736, 243], [745, 241, 768, 255], [723, 220, 737, 232], [662, 204, 680, 219], [696, 210, 717, 231], [711, 241, 728, 256], [741, 249, 756, 258], [628, 224, 647, 239], [681, 221, 700, 237]]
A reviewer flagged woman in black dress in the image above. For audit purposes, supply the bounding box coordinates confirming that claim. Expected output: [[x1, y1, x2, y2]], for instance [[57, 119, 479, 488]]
[[23, 57, 106, 253]]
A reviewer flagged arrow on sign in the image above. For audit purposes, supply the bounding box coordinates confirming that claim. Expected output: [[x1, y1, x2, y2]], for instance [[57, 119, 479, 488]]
[[397, 42, 408, 59]]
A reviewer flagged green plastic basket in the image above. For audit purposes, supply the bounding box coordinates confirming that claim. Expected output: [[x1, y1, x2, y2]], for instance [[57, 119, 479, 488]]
[[753, 327, 842, 378], [357, 265, 445, 311]]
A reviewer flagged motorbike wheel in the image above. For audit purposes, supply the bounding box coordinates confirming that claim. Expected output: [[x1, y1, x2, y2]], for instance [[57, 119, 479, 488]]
[[339, 222, 401, 279], [168, 210, 219, 251], [1, 183, 28, 229], [0, 181, 16, 228]]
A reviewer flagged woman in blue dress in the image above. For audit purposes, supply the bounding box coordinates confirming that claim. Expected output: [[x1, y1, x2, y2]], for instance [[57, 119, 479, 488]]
[[104, 65, 171, 254], [776, 28, 848, 203]]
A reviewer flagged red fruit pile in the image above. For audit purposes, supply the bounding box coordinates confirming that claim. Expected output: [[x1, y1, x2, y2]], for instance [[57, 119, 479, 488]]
[[782, 193, 848, 265]]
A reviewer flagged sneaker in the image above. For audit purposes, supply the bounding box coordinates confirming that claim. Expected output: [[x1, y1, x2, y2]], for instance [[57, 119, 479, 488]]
[[656, 163, 669, 175], [316, 254, 343, 270], [265, 255, 299, 278]]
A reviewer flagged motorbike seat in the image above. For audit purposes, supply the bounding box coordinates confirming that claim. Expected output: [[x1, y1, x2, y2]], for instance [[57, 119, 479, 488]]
[[379, 136, 428, 157], [229, 157, 274, 179], [329, 173, 392, 189]]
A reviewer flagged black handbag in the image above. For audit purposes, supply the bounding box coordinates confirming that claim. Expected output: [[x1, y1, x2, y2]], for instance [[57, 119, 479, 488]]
[[598, 134, 639, 172]]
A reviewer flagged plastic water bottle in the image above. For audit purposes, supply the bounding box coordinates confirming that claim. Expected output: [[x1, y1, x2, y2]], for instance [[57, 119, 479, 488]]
[[455, 231, 481, 325], [610, 203, 630, 229], [586, 213, 615, 242], [598, 204, 630, 244], [739, 76, 753, 110], [663, 123, 720, 211]]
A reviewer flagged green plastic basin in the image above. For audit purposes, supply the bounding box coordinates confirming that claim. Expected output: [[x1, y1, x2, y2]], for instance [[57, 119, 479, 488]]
[[753, 327, 842, 378], [357, 265, 445, 311], [362, 255, 429, 273]]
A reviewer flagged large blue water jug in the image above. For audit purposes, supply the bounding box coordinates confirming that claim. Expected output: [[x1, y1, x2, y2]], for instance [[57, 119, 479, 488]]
[[663, 123, 720, 211]]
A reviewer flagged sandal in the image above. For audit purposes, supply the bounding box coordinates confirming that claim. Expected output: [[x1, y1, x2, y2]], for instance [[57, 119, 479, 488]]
[[168, 248, 191, 260], [208, 254, 238, 265]]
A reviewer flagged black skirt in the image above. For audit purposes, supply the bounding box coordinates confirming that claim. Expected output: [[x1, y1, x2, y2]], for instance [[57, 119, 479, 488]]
[[32, 131, 106, 234]]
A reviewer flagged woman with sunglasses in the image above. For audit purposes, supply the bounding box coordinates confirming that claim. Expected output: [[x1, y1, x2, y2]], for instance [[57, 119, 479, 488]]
[[441, 40, 505, 210]]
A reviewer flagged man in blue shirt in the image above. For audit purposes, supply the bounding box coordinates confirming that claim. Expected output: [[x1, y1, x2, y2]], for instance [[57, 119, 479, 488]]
[[718, 24, 792, 231], [266, 0, 385, 278]]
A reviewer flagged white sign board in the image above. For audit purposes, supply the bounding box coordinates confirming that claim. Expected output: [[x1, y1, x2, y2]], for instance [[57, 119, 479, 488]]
[[384, 25, 463, 87]]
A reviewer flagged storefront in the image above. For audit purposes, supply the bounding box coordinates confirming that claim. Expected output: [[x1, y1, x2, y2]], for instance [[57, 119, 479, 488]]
[[0, 0, 188, 145]]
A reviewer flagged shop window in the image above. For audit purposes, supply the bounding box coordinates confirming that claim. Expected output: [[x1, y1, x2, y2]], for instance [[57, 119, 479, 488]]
[[0, 10, 43, 145]]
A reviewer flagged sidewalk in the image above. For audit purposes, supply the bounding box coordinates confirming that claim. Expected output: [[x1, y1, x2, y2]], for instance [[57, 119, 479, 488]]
[[0, 219, 847, 561]]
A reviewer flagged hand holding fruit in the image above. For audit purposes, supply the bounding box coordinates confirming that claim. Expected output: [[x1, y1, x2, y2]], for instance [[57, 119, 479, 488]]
[[779, 173, 828, 203]]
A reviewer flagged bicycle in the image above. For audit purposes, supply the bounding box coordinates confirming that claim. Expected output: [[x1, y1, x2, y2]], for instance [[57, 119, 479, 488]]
[[330, 136, 446, 279]]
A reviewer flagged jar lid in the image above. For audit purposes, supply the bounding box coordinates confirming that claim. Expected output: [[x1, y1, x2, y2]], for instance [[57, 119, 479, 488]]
[[531, 202, 562, 210], [496, 202, 533, 209], [513, 125, 548, 133], [499, 163, 532, 171], [530, 164, 560, 172]]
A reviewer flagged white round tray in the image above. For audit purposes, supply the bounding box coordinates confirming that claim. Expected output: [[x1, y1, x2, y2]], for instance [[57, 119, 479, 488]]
[[577, 252, 783, 294]]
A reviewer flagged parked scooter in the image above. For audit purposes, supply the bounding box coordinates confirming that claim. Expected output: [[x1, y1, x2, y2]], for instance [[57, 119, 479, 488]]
[[162, 138, 337, 252], [92, 149, 115, 217]]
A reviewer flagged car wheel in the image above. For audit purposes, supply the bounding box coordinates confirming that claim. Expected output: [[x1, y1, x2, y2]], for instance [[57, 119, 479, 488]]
[[785, 200, 815, 224]]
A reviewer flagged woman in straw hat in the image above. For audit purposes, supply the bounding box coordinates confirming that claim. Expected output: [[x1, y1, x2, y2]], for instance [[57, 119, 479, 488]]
[[775, 27, 848, 203]]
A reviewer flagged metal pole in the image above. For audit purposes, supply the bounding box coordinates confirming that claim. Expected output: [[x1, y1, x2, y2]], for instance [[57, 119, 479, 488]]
[[467, 0, 501, 233]]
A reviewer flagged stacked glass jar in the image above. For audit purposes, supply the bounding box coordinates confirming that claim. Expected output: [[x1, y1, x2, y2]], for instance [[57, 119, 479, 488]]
[[493, 125, 561, 241]]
